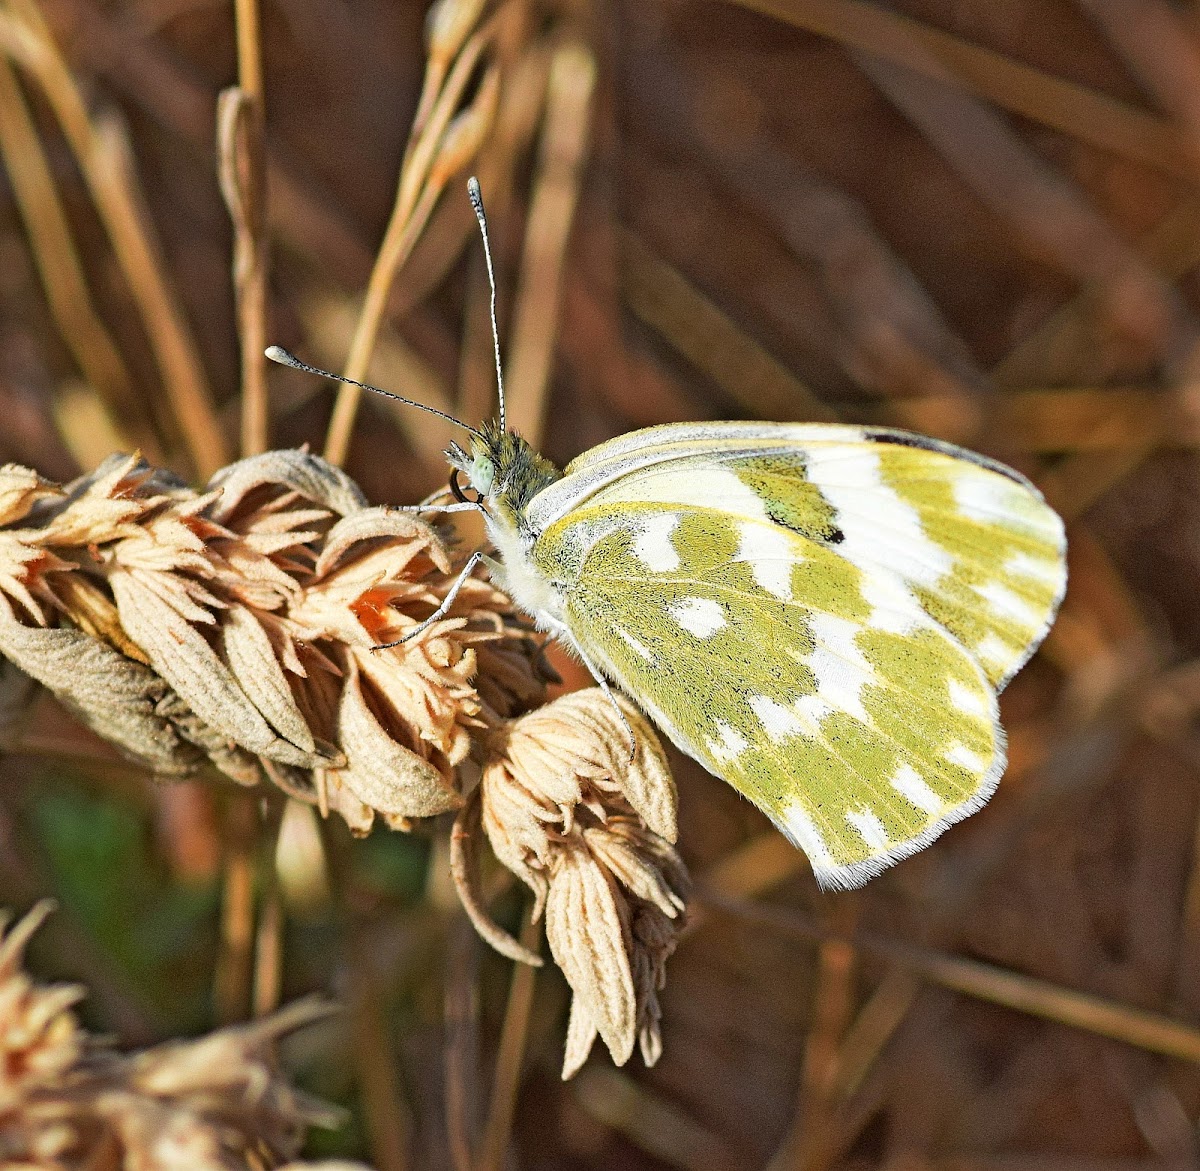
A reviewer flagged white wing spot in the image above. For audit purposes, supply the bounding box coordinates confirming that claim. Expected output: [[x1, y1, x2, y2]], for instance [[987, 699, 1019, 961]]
[[955, 470, 1061, 542], [891, 763, 942, 814], [792, 692, 833, 733], [735, 522, 795, 601], [669, 596, 727, 638], [975, 633, 1012, 667], [617, 628, 655, 662], [953, 471, 1020, 524], [948, 678, 989, 720], [974, 580, 1043, 630], [860, 570, 920, 636], [806, 613, 875, 724], [750, 694, 804, 742], [946, 741, 988, 772], [846, 807, 890, 850], [802, 445, 952, 588], [1004, 551, 1063, 586], [707, 721, 749, 764], [780, 804, 835, 868], [631, 512, 681, 572]]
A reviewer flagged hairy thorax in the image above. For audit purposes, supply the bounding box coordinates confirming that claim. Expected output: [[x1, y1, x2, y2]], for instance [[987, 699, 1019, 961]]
[[482, 508, 563, 629]]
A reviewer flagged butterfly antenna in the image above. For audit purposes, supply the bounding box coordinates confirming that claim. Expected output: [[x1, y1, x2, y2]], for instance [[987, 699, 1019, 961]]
[[265, 346, 484, 440], [467, 176, 506, 434]]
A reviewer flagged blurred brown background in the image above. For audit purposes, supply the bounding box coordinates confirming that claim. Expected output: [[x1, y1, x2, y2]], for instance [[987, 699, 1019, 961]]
[[1, 0, 1200, 1167]]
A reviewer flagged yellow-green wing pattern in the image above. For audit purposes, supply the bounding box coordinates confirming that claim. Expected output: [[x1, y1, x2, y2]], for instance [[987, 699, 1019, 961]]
[[528, 425, 1067, 688], [526, 426, 1065, 888]]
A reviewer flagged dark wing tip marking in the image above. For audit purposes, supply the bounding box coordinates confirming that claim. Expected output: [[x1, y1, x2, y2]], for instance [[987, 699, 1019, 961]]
[[861, 427, 1027, 487]]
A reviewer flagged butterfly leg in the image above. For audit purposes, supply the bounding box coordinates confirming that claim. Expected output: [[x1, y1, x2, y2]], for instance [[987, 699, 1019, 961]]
[[386, 501, 483, 515], [371, 550, 484, 650], [541, 616, 637, 761]]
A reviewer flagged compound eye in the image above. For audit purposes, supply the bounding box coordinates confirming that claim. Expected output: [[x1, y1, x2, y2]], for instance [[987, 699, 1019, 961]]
[[472, 457, 496, 495]]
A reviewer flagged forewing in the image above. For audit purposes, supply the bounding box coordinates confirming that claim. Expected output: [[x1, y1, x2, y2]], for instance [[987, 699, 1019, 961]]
[[535, 501, 1005, 890], [531, 426, 1065, 689]]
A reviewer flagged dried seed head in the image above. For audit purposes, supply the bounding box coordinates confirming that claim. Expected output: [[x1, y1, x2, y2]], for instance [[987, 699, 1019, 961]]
[[470, 690, 691, 1077], [0, 451, 548, 830], [0, 905, 348, 1168], [0, 450, 689, 1075], [0, 902, 85, 1111]]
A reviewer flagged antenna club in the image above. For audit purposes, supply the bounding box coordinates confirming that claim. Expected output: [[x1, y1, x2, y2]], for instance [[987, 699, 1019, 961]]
[[467, 175, 484, 216], [265, 345, 299, 368]]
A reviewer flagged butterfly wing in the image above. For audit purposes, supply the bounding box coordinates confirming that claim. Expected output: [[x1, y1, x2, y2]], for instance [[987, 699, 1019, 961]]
[[528, 424, 1066, 689], [526, 427, 1065, 889]]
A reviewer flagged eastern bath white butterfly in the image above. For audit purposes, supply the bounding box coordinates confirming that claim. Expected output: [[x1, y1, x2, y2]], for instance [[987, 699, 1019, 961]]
[[267, 179, 1066, 890]]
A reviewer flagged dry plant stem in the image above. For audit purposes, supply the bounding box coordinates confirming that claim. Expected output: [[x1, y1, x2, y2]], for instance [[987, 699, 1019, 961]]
[[298, 285, 458, 477], [994, 195, 1200, 389], [347, 927, 411, 1171], [793, 913, 858, 1171], [253, 883, 283, 1017], [621, 231, 834, 423], [503, 43, 595, 444], [824, 969, 920, 1103], [0, 53, 153, 457], [726, 0, 1196, 181], [701, 891, 1200, 1066], [219, 87, 270, 457], [216, 792, 259, 1025], [573, 1067, 741, 1171], [253, 797, 286, 1018], [322, 819, 411, 1171], [229, 0, 269, 457], [445, 915, 483, 1171], [478, 906, 542, 1171], [324, 15, 501, 466], [234, 0, 264, 100], [1076, 0, 1200, 155], [0, 0, 228, 476]]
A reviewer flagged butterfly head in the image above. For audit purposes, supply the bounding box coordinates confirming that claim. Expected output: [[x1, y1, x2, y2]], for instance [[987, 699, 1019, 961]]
[[447, 419, 561, 523]]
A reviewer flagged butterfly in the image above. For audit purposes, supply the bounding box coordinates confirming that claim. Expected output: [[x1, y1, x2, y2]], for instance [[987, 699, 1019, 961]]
[[268, 180, 1067, 891]]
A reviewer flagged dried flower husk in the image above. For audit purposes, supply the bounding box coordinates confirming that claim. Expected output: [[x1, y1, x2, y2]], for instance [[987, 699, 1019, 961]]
[[0, 904, 350, 1170], [0, 450, 549, 832], [468, 689, 692, 1077], [0, 448, 693, 1075]]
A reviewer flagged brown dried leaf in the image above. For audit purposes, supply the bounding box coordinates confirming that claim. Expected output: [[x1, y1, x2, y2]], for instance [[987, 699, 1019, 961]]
[[571, 692, 678, 841], [207, 449, 366, 522], [220, 604, 317, 756], [109, 570, 322, 768], [0, 464, 60, 527], [583, 820, 687, 919], [335, 658, 461, 818], [0, 902, 85, 1110], [561, 992, 600, 1080], [545, 843, 636, 1069], [450, 792, 544, 966], [52, 571, 149, 662], [313, 507, 450, 580], [0, 595, 197, 774], [40, 453, 169, 546]]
